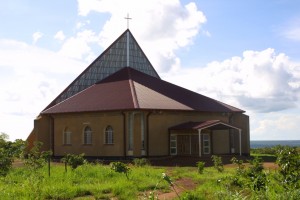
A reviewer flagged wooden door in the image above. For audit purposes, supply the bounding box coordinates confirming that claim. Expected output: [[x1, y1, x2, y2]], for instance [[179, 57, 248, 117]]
[[177, 135, 190, 155]]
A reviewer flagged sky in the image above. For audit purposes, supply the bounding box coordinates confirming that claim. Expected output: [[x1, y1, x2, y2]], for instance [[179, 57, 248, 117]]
[[0, 0, 300, 141]]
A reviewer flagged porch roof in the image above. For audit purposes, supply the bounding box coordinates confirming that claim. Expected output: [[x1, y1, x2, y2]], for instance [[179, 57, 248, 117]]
[[169, 120, 241, 131]]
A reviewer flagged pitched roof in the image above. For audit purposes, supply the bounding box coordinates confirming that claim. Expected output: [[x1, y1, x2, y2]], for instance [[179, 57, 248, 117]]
[[169, 120, 241, 131], [42, 67, 244, 114], [44, 29, 159, 110]]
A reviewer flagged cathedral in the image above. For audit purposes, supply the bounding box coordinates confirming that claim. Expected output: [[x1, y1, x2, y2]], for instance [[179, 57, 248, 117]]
[[27, 29, 250, 158]]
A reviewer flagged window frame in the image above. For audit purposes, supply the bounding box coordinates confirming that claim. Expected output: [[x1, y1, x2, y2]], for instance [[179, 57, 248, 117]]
[[83, 126, 92, 145], [63, 127, 72, 145], [104, 125, 114, 145]]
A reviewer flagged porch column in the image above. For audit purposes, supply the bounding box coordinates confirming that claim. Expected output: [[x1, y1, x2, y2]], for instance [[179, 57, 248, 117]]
[[198, 129, 202, 157], [239, 129, 242, 156]]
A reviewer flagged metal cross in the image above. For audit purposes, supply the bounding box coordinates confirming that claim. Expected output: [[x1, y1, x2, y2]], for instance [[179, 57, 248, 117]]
[[124, 13, 132, 29]]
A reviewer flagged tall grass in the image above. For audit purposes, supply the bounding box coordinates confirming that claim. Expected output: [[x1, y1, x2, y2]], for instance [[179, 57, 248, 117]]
[[2, 157, 300, 199], [0, 163, 169, 199]]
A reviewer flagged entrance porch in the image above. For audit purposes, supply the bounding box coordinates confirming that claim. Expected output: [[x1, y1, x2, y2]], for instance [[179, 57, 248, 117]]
[[169, 120, 242, 157]]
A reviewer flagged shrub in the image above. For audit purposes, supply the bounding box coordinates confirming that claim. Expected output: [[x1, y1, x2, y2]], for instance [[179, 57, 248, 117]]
[[211, 155, 224, 172], [231, 157, 245, 175], [24, 141, 52, 170], [196, 161, 205, 174], [133, 158, 150, 167], [110, 161, 130, 179], [276, 146, 300, 188], [61, 153, 86, 170]]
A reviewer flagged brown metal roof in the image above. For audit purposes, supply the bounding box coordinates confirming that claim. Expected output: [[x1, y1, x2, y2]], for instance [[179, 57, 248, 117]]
[[42, 67, 245, 114], [169, 120, 241, 131]]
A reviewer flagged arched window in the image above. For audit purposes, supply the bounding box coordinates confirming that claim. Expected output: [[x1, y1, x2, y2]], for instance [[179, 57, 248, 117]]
[[63, 127, 71, 145], [83, 126, 92, 144], [105, 126, 114, 144]]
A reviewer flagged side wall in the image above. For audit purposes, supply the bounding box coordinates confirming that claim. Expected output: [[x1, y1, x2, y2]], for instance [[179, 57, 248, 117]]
[[34, 115, 51, 151], [232, 113, 250, 155], [53, 112, 124, 157]]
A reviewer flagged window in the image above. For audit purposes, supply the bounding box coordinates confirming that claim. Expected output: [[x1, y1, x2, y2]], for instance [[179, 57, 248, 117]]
[[203, 134, 210, 154], [170, 135, 177, 155], [63, 127, 71, 145], [105, 125, 114, 144], [83, 126, 92, 145]]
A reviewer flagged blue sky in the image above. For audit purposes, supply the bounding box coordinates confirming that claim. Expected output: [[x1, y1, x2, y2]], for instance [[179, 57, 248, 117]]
[[0, 0, 300, 141]]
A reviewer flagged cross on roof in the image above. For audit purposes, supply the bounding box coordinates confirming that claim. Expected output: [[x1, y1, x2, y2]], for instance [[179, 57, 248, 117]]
[[124, 13, 132, 29]]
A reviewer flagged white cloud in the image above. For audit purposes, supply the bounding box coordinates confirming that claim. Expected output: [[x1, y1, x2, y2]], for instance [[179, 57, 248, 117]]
[[163, 48, 300, 113], [251, 112, 300, 140], [32, 31, 43, 44], [58, 30, 98, 62], [0, 39, 86, 140], [76, 20, 90, 29], [54, 30, 66, 41], [77, 0, 207, 72], [282, 18, 300, 41]]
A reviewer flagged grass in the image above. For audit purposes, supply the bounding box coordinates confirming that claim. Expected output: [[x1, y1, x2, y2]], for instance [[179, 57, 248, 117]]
[[1, 159, 300, 199], [0, 163, 170, 199]]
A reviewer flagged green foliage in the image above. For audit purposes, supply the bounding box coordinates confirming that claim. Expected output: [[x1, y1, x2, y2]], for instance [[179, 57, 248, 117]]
[[211, 155, 224, 172], [61, 153, 86, 170], [276, 146, 300, 188], [133, 158, 150, 167], [110, 161, 131, 179], [231, 157, 245, 175], [229, 156, 267, 191], [24, 141, 52, 170], [196, 161, 205, 174], [0, 133, 26, 176]]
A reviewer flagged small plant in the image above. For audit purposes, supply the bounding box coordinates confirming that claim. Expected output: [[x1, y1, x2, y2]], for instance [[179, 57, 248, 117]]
[[196, 161, 205, 174], [133, 158, 150, 167], [231, 157, 245, 175], [110, 161, 130, 179], [211, 155, 224, 172], [61, 153, 86, 170], [145, 173, 181, 199], [24, 141, 52, 170]]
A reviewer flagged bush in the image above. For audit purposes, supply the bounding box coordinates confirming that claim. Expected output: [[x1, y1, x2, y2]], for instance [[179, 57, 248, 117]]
[[276, 146, 300, 188], [24, 141, 52, 170], [133, 158, 150, 167], [211, 155, 224, 172], [110, 161, 130, 179], [196, 161, 205, 174], [61, 153, 86, 170]]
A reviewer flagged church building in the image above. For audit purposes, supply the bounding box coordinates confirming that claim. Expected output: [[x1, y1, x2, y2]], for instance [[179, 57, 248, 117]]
[[27, 29, 250, 158]]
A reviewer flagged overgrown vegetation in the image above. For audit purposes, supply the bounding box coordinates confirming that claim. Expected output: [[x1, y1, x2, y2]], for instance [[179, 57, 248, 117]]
[[1, 135, 300, 199]]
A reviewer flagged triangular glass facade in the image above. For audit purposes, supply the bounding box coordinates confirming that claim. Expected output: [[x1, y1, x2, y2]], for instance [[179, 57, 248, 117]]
[[46, 29, 159, 109]]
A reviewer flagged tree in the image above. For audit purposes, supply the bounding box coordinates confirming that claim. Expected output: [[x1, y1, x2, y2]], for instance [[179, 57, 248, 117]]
[[0, 133, 26, 176]]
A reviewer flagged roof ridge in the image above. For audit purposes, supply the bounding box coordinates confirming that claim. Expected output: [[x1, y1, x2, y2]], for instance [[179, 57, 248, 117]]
[[128, 68, 139, 108]]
